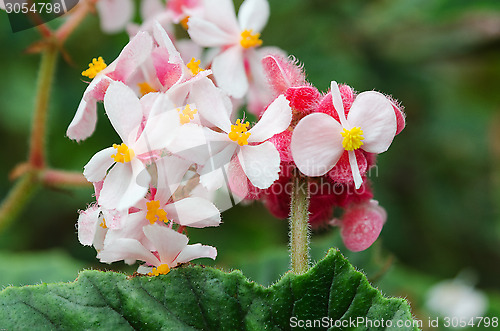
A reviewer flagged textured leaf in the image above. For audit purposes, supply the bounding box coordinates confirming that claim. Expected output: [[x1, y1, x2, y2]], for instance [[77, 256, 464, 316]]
[[0, 249, 417, 330]]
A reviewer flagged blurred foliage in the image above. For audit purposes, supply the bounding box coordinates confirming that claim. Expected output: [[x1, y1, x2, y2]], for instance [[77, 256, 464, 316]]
[[1, 0, 500, 327]]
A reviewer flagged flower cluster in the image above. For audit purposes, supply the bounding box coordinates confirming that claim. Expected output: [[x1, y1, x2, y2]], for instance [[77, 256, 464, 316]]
[[71, 0, 405, 274]]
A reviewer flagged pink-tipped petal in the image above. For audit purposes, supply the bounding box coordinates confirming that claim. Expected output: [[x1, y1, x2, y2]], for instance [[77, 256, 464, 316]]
[[248, 95, 292, 142], [340, 200, 386, 252], [291, 113, 344, 177], [238, 0, 269, 32], [110, 32, 154, 81], [347, 91, 397, 154]]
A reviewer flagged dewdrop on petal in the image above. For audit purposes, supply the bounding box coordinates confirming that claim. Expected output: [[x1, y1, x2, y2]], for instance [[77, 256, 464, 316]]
[[334, 200, 386, 252]]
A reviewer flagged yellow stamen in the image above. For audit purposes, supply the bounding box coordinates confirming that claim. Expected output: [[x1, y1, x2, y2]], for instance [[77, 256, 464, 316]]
[[186, 57, 203, 76], [180, 16, 190, 30], [240, 29, 262, 49], [100, 218, 107, 229], [138, 82, 157, 96], [228, 119, 251, 146], [82, 57, 107, 79], [148, 264, 171, 276], [341, 127, 365, 151], [177, 105, 198, 124], [146, 200, 169, 225], [111, 143, 135, 163]]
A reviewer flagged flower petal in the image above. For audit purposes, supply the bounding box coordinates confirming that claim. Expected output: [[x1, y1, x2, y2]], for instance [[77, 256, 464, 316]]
[[110, 31, 154, 81], [291, 113, 344, 176], [98, 160, 149, 210], [347, 91, 397, 154], [174, 244, 217, 265], [67, 76, 111, 141], [77, 205, 101, 246], [188, 17, 237, 47], [96, 0, 135, 33], [98, 238, 158, 266], [83, 147, 116, 182], [104, 81, 143, 143], [200, 0, 239, 37], [143, 224, 189, 265], [238, 0, 269, 32], [348, 150, 363, 189], [238, 142, 280, 189], [154, 155, 193, 204], [330, 81, 348, 127], [248, 95, 292, 142], [212, 46, 248, 98], [189, 78, 232, 132], [165, 197, 221, 228]]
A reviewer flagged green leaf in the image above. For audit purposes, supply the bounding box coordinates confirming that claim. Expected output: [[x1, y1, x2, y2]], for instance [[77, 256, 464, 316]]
[[0, 249, 417, 330]]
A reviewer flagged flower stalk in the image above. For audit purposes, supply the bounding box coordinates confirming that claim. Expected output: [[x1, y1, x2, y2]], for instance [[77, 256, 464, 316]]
[[289, 170, 311, 274], [29, 44, 58, 168]]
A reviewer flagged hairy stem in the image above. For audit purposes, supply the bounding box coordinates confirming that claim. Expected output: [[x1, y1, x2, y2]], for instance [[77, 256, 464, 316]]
[[29, 45, 58, 168], [289, 170, 310, 274]]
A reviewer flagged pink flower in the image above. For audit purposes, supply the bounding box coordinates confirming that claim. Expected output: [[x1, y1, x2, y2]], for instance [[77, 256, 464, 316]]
[[291, 81, 397, 189], [335, 200, 386, 252]]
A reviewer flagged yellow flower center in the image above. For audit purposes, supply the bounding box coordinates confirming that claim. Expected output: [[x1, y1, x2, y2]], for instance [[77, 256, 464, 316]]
[[341, 127, 365, 151], [99, 218, 107, 229], [240, 29, 262, 49], [82, 57, 107, 79], [146, 200, 168, 225], [149, 264, 171, 276], [186, 57, 203, 76], [111, 143, 135, 163], [180, 16, 190, 30], [138, 82, 157, 96], [177, 105, 198, 124], [228, 119, 251, 146]]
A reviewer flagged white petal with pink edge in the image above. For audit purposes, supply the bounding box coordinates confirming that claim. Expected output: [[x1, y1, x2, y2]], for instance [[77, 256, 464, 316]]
[[291, 113, 344, 177], [77, 205, 101, 246], [346, 91, 397, 154], [238, 141, 280, 189]]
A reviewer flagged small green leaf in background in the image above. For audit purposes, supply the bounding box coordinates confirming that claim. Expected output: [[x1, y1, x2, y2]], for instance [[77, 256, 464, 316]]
[[0, 249, 417, 330], [0, 250, 85, 288]]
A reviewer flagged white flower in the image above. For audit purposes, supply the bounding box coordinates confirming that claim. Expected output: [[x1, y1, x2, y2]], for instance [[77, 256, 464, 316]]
[[426, 277, 488, 323], [190, 79, 292, 189], [96, 0, 135, 34], [83, 82, 183, 210], [187, 0, 270, 98], [291, 81, 397, 189], [98, 223, 217, 275]]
